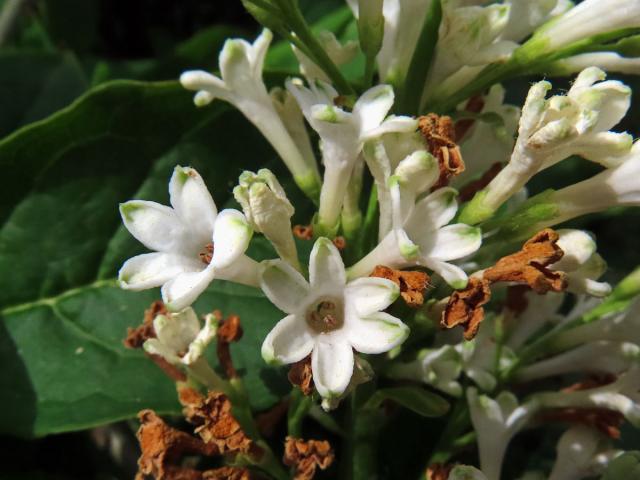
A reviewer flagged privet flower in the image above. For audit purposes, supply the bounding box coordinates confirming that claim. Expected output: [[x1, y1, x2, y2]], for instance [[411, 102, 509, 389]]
[[292, 31, 358, 83], [534, 366, 640, 427], [287, 80, 416, 234], [532, 0, 640, 54], [516, 341, 640, 383], [468, 388, 539, 480], [386, 345, 463, 397], [461, 68, 632, 225], [260, 238, 408, 406], [500, 0, 571, 43], [118, 166, 257, 311], [349, 156, 482, 287], [346, 0, 431, 84], [547, 52, 640, 77], [234, 168, 300, 270], [179, 30, 321, 200], [552, 229, 611, 297], [143, 308, 217, 366], [505, 291, 564, 350], [548, 425, 621, 480]]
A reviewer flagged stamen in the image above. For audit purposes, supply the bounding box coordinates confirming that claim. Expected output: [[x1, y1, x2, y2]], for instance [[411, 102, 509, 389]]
[[306, 298, 344, 333], [199, 243, 214, 265]]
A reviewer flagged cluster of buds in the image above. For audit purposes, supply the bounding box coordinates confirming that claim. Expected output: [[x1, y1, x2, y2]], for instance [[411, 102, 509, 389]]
[[114, 0, 640, 478]]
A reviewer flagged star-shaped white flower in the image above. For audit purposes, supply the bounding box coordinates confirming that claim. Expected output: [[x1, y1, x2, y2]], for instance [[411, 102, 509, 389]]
[[287, 79, 416, 233], [259, 237, 408, 404], [180, 29, 320, 200], [143, 307, 217, 366], [349, 157, 482, 288], [118, 166, 257, 311]]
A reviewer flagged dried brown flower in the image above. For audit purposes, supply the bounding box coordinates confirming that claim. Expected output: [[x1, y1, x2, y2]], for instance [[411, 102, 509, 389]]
[[288, 355, 314, 396], [419, 114, 465, 189], [539, 408, 624, 440], [202, 467, 251, 480], [283, 437, 335, 480], [441, 278, 492, 340], [135, 410, 218, 480], [370, 265, 430, 307], [484, 229, 568, 294]]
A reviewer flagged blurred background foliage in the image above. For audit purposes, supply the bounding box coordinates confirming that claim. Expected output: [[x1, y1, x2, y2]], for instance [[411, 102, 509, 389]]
[[1, 1, 640, 479]]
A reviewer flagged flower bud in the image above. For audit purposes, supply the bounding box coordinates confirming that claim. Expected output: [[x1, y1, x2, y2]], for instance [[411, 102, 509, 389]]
[[234, 169, 299, 270]]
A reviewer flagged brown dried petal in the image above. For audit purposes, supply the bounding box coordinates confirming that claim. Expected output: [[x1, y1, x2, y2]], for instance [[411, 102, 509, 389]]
[[504, 285, 531, 315], [418, 114, 466, 190], [136, 410, 218, 480], [441, 278, 491, 340], [484, 229, 568, 294], [288, 356, 314, 396], [283, 437, 335, 480], [370, 265, 430, 307], [426, 463, 454, 480], [215, 312, 243, 379], [458, 162, 503, 202]]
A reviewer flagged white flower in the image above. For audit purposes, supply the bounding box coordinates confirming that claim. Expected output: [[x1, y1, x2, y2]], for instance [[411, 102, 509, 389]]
[[541, 141, 640, 227], [348, 172, 482, 288], [292, 31, 358, 83], [500, 0, 568, 43], [423, 2, 517, 104], [118, 166, 257, 311], [552, 298, 640, 351], [534, 366, 640, 427], [457, 84, 521, 183], [346, 0, 431, 84], [549, 425, 621, 480], [260, 237, 408, 405], [534, 0, 640, 53], [461, 68, 632, 224], [548, 52, 640, 77], [386, 345, 463, 397], [321, 356, 374, 411], [516, 341, 640, 383], [143, 308, 217, 366], [468, 388, 539, 480], [179, 30, 320, 199], [552, 229, 611, 297], [287, 80, 416, 233], [234, 169, 300, 270], [448, 465, 488, 480]]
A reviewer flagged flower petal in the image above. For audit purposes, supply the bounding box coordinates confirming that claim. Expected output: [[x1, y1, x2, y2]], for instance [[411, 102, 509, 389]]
[[353, 84, 394, 133], [424, 224, 482, 261], [362, 115, 418, 140], [345, 277, 400, 317], [347, 312, 409, 354], [118, 252, 201, 290], [179, 70, 230, 101], [406, 187, 459, 239], [312, 340, 354, 398], [261, 314, 314, 365], [169, 166, 217, 240], [309, 237, 346, 289], [119, 200, 187, 253], [250, 29, 272, 77], [212, 209, 253, 269], [260, 259, 310, 314], [423, 259, 469, 290], [161, 265, 215, 311], [219, 38, 259, 95]]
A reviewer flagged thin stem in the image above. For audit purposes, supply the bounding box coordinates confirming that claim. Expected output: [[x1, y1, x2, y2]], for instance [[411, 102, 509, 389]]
[[0, 0, 28, 46], [425, 396, 471, 467], [357, 186, 379, 260], [363, 55, 376, 89]]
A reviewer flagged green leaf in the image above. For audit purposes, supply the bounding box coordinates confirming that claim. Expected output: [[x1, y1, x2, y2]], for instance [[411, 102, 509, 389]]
[[0, 50, 88, 138], [0, 79, 310, 437], [365, 386, 450, 417], [601, 451, 640, 479]]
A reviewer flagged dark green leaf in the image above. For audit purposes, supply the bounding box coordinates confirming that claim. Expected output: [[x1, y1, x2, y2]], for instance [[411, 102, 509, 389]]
[[366, 386, 450, 418], [0, 80, 311, 437]]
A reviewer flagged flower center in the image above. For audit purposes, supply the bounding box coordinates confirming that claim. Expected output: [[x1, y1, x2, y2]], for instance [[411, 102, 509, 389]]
[[199, 243, 214, 264], [305, 296, 344, 333]]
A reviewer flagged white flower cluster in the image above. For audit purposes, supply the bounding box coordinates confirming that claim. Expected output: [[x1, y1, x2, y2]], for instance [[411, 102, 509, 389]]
[[114, 0, 640, 477]]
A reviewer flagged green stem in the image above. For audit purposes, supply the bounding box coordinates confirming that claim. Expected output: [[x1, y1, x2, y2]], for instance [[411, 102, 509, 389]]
[[425, 396, 471, 467], [398, 0, 442, 116], [363, 55, 376, 89], [356, 186, 379, 260], [287, 389, 312, 437]]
